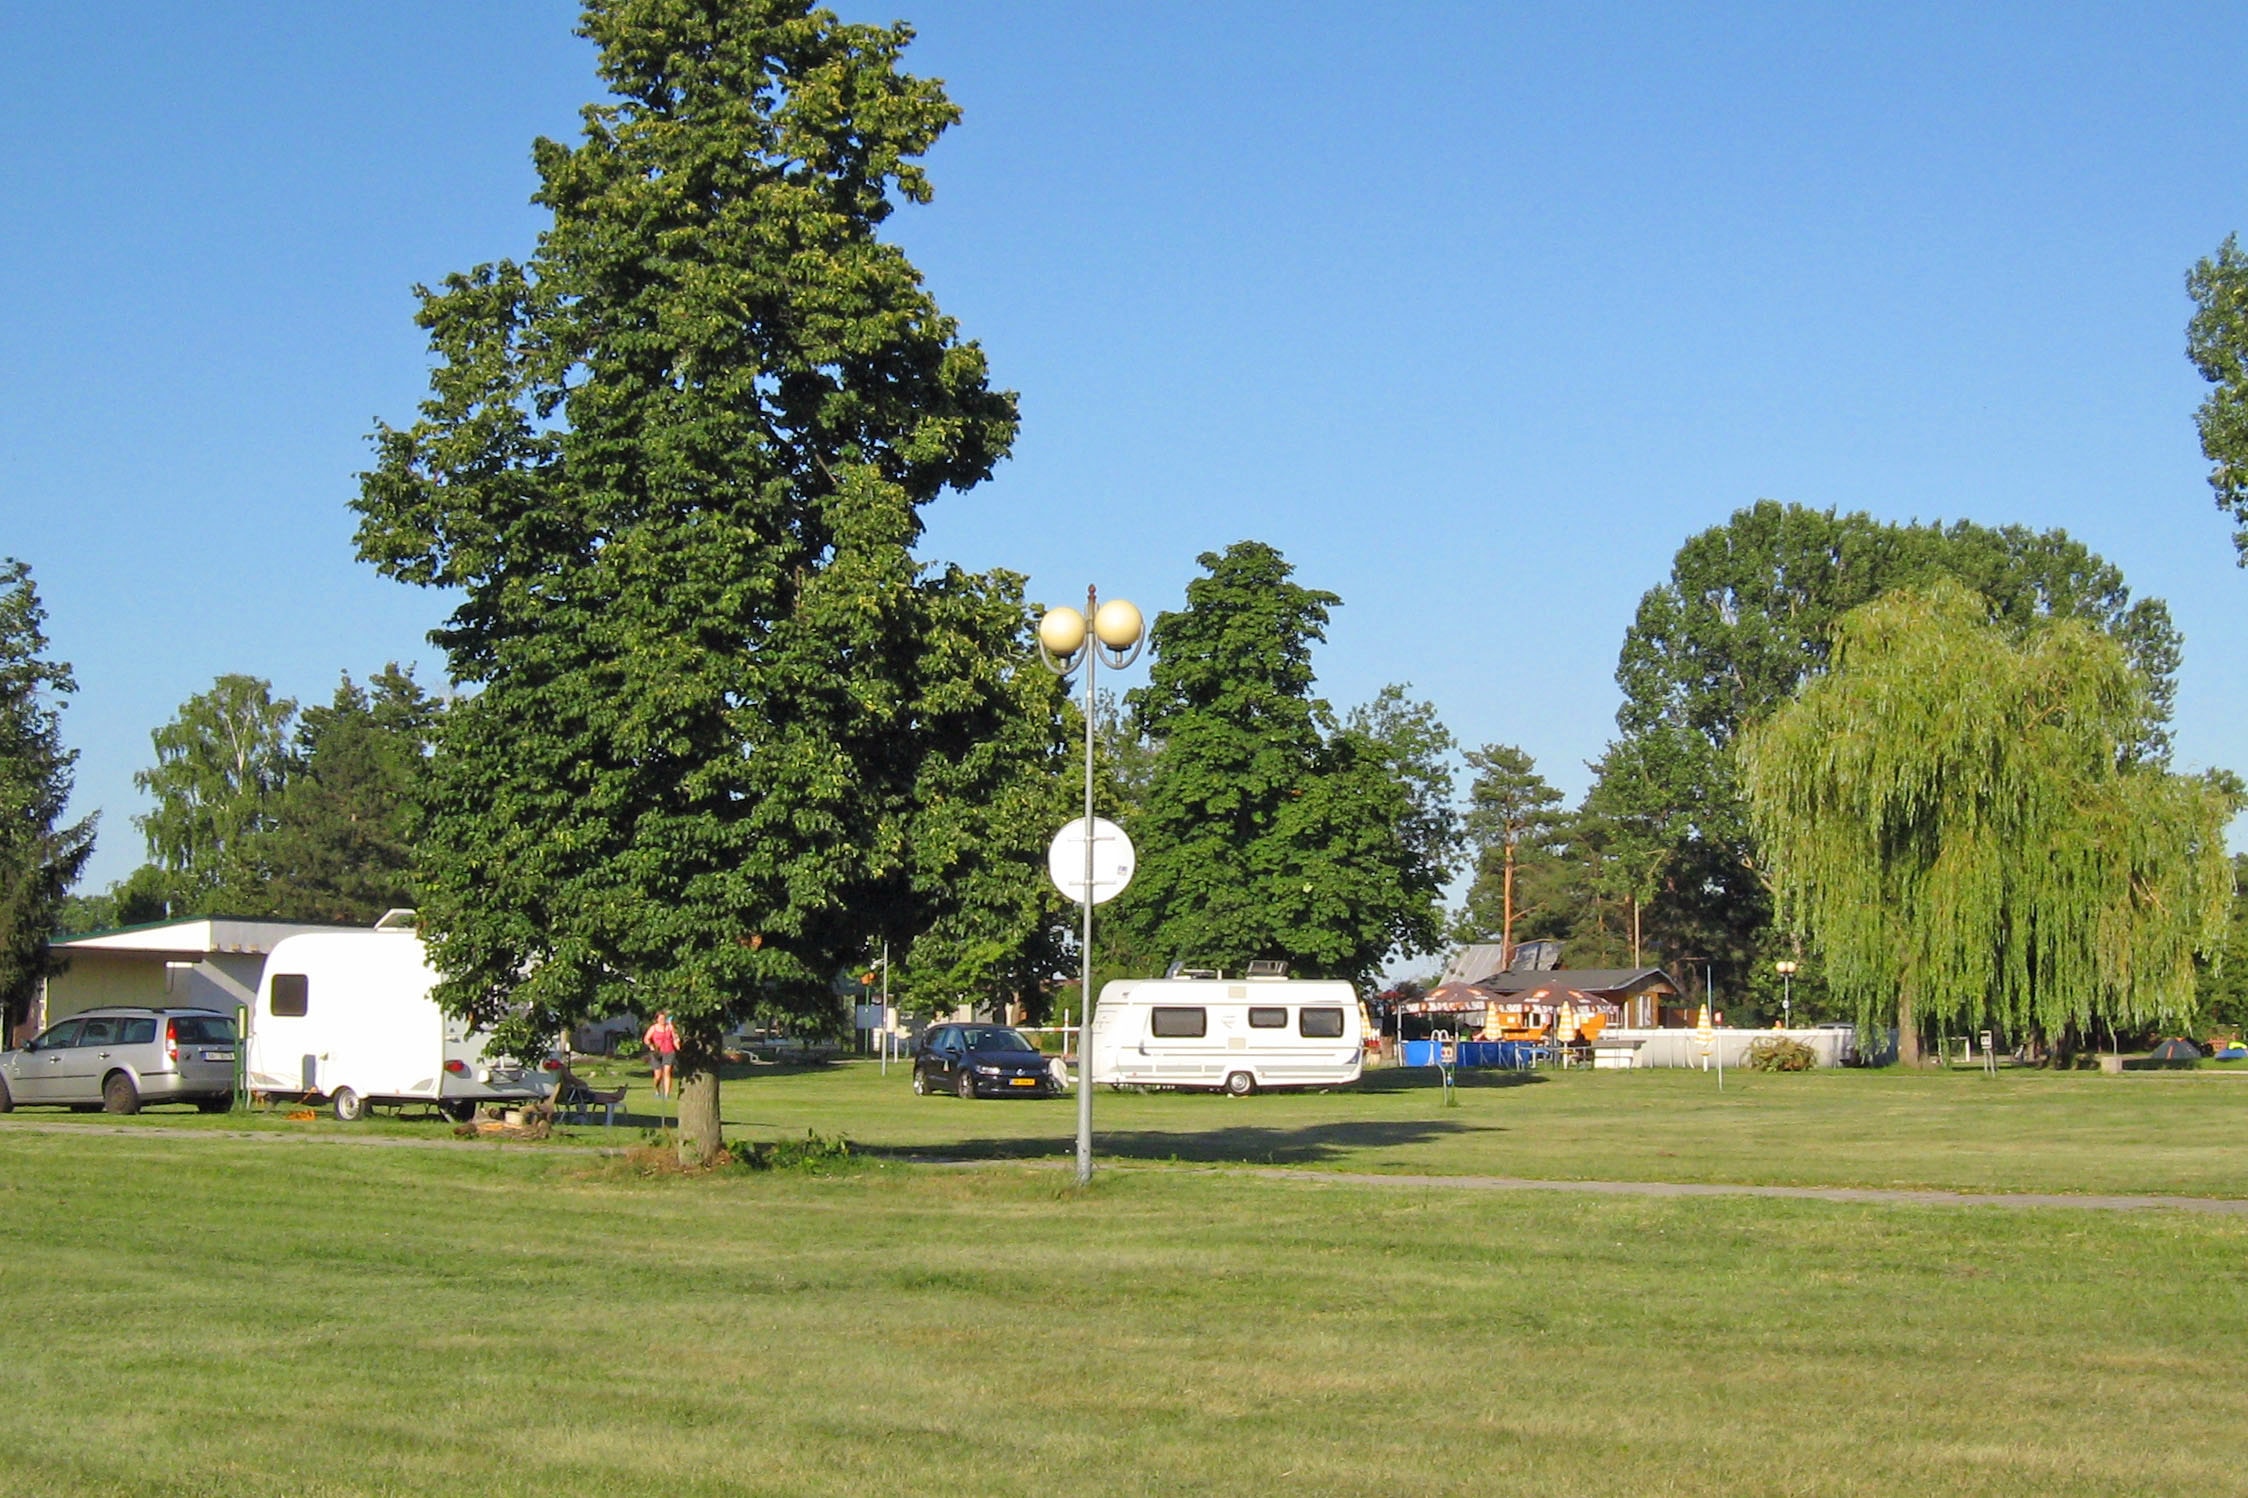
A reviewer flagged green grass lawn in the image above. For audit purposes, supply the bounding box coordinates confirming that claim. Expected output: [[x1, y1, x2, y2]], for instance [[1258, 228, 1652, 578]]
[[33, 1056, 2248, 1199], [3, 1125, 2247, 1497], [680, 1057, 2248, 1199]]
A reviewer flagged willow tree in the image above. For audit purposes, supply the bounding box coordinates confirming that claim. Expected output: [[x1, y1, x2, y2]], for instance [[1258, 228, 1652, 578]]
[[1740, 583, 2236, 1063], [353, 0, 1018, 1158]]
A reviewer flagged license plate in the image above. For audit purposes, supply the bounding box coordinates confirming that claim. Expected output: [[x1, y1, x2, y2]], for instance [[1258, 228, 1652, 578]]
[[201, 1051, 235, 1062], [1009, 1077, 1036, 1086]]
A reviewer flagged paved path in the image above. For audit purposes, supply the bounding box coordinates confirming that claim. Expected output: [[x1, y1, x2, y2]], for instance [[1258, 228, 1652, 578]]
[[1245, 1168, 2248, 1216], [0, 1119, 616, 1152], [7, 1121, 2244, 1215]]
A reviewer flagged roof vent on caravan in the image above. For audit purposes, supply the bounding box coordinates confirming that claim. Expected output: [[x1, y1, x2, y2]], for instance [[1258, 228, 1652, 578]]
[[1244, 959, 1290, 979], [373, 909, 420, 932], [1164, 961, 1222, 980]]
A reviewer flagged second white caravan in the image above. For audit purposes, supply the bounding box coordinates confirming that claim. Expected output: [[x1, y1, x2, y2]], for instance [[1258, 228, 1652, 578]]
[[245, 920, 560, 1120], [1086, 975, 1364, 1095]]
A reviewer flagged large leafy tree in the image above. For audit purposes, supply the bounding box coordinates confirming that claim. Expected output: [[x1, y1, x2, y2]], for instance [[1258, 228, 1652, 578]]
[[1601, 500, 2182, 993], [1741, 583, 2236, 1064], [1119, 542, 1456, 983], [2187, 234, 2248, 560], [883, 569, 1081, 1023], [352, 0, 1018, 1157], [2194, 854, 2248, 1040], [132, 674, 296, 916], [0, 561, 96, 1033]]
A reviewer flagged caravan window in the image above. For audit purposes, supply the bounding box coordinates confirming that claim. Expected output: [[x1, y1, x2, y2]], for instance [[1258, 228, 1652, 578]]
[[270, 974, 309, 1018], [1298, 1008, 1345, 1038], [1150, 1007, 1207, 1038], [1247, 1007, 1287, 1029]]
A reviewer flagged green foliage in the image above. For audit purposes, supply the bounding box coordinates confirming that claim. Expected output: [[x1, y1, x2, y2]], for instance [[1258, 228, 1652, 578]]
[[131, 674, 295, 916], [884, 570, 1080, 1021], [1603, 500, 2184, 990], [1453, 744, 1564, 948], [1744, 1036, 1817, 1072], [1741, 582, 2238, 1052], [1119, 542, 1456, 983], [734, 1128, 858, 1173], [2187, 234, 2248, 561], [0, 560, 96, 1025], [2191, 853, 2248, 1038], [350, 0, 1021, 1096], [258, 666, 439, 924]]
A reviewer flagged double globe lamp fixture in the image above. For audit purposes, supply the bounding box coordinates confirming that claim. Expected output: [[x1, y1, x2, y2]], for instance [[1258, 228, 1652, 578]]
[[1037, 595, 1146, 672]]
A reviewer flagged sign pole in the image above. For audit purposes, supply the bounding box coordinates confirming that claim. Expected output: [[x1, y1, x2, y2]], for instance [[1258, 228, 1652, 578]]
[[1076, 587, 1098, 1186]]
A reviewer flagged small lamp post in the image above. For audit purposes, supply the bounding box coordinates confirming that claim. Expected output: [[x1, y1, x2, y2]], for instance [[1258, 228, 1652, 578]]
[[1775, 959, 1797, 1030], [1038, 587, 1146, 1186]]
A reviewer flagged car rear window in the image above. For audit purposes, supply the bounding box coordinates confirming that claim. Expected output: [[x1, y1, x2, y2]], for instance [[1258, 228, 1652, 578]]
[[1298, 1008, 1346, 1038], [1150, 1007, 1207, 1038], [119, 1019, 157, 1045], [270, 974, 309, 1018], [172, 1016, 236, 1045]]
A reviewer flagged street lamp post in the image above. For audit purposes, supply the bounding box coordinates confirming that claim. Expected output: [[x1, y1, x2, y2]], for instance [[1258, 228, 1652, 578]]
[[1038, 587, 1145, 1186], [1775, 959, 1797, 1030]]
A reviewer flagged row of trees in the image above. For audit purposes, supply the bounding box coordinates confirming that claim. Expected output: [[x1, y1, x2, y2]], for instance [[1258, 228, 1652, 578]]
[[70, 667, 441, 930]]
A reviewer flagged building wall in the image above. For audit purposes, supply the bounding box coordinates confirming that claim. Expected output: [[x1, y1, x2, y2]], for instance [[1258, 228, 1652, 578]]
[[28, 951, 269, 1042], [37, 951, 167, 1031]]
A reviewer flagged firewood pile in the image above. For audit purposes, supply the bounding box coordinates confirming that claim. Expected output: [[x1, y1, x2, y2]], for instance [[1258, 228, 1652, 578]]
[[452, 1098, 555, 1141]]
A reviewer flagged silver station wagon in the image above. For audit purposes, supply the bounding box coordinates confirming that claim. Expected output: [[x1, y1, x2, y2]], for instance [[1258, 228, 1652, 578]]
[[0, 1006, 239, 1114]]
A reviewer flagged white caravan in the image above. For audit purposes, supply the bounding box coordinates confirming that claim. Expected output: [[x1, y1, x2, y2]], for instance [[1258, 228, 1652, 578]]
[[245, 919, 559, 1121], [1085, 974, 1365, 1095]]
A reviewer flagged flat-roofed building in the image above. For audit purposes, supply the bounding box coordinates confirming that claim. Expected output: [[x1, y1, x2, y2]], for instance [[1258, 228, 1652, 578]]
[[19, 918, 362, 1046]]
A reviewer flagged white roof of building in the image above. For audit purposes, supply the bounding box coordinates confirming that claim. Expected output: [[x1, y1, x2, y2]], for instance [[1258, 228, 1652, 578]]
[[54, 918, 362, 958]]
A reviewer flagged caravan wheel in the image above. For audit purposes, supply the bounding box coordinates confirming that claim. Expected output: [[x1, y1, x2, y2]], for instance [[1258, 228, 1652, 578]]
[[331, 1087, 366, 1122], [1223, 1071, 1257, 1097]]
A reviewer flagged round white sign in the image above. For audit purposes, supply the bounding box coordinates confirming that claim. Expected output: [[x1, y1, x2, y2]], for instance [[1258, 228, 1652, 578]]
[[1047, 817, 1136, 906]]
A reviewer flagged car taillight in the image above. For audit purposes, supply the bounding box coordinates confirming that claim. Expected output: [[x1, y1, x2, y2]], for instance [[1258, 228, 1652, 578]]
[[541, 1058, 563, 1071], [165, 1020, 178, 1063], [444, 1059, 468, 1075]]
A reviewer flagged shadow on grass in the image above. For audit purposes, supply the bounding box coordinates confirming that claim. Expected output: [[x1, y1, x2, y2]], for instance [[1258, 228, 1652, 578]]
[[1355, 1067, 1549, 1094], [882, 1115, 1492, 1166]]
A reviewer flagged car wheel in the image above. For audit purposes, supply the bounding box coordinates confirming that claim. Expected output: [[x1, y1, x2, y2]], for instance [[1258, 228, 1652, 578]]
[[0, 1074, 11, 1113], [103, 1072, 141, 1115], [956, 1070, 977, 1100], [1223, 1070, 1257, 1097], [331, 1087, 366, 1122], [911, 1068, 928, 1096], [195, 1096, 233, 1114], [438, 1099, 476, 1123]]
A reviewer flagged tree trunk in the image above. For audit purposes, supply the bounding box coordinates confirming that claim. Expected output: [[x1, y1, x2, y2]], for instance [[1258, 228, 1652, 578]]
[[1895, 989, 1920, 1068], [677, 1051, 723, 1164], [1630, 896, 1641, 970], [1501, 841, 1516, 967]]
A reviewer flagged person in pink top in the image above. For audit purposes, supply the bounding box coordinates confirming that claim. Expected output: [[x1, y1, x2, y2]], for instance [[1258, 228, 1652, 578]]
[[642, 1011, 680, 1097]]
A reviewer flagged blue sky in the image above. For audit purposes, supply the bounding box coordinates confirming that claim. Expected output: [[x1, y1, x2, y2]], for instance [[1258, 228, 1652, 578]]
[[5, 1, 2245, 894]]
